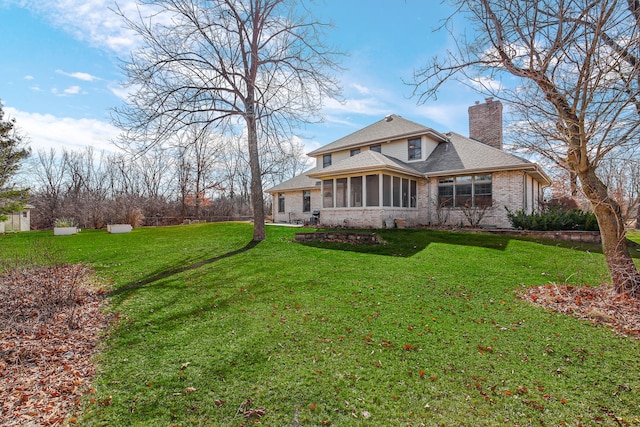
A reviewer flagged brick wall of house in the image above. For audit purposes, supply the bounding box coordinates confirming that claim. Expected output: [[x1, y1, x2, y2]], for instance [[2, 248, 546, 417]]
[[425, 170, 529, 228], [318, 208, 422, 228]]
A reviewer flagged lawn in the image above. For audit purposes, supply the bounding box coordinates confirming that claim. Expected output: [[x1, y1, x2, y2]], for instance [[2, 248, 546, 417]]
[[1, 223, 639, 426]]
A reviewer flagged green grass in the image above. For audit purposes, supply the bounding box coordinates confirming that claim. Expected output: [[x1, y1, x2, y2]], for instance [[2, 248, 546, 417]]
[[2, 223, 639, 426]]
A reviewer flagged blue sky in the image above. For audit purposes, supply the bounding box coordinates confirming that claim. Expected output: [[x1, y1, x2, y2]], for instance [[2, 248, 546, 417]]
[[0, 0, 481, 155]]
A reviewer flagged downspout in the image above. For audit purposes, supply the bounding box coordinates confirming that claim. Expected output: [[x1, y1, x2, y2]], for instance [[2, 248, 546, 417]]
[[427, 176, 432, 225], [378, 173, 383, 211], [523, 172, 527, 213]]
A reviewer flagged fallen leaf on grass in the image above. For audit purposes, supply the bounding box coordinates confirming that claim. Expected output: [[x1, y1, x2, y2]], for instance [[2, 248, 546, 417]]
[[243, 407, 266, 419], [404, 343, 418, 351], [477, 345, 493, 354]]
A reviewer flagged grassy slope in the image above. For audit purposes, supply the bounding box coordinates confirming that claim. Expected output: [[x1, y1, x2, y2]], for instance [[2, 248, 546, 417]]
[[2, 224, 638, 426]]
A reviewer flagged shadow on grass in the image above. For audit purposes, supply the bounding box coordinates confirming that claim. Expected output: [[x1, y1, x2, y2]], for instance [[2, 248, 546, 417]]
[[109, 240, 259, 299], [297, 229, 512, 257], [297, 228, 635, 259]]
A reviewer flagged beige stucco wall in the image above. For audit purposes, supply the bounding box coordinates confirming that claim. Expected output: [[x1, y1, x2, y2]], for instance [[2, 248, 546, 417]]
[[271, 189, 321, 224], [314, 136, 440, 169]]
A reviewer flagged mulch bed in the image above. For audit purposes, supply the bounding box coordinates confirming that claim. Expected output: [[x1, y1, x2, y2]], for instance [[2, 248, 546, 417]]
[[0, 264, 110, 426], [520, 284, 640, 338]]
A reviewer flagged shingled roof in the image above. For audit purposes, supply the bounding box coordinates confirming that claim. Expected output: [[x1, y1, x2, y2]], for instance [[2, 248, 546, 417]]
[[307, 114, 448, 156], [266, 116, 551, 193], [416, 132, 532, 171], [308, 150, 423, 178], [267, 167, 322, 192]]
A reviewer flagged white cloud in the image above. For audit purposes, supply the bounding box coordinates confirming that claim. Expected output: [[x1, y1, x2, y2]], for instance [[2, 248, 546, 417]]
[[108, 81, 135, 101], [352, 83, 371, 95], [413, 103, 470, 134], [105, 35, 136, 52], [323, 96, 389, 117], [57, 69, 100, 81], [467, 76, 504, 93], [63, 85, 82, 95], [15, 0, 162, 54], [5, 107, 120, 153], [24, 75, 34, 80]]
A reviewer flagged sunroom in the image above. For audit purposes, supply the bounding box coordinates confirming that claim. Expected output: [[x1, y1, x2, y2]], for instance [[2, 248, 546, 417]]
[[307, 151, 425, 228]]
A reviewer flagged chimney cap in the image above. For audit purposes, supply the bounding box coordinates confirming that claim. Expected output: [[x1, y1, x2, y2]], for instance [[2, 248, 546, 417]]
[[485, 97, 493, 103]]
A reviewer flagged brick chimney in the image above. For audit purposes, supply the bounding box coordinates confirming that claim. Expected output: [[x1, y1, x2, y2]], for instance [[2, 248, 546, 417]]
[[468, 98, 503, 150]]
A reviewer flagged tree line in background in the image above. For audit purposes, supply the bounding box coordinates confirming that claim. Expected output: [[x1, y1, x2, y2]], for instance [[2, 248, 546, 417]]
[[24, 129, 309, 230]]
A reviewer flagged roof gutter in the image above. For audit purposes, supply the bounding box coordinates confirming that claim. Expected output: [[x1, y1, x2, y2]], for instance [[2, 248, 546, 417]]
[[308, 165, 424, 179]]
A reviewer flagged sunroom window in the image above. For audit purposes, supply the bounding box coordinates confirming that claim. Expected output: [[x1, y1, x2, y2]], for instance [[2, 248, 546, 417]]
[[366, 174, 379, 206], [351, 176, 363, 207], [323, 179, 333, 208], [319, 174, 417, 209], [336, 178, 347, 208]]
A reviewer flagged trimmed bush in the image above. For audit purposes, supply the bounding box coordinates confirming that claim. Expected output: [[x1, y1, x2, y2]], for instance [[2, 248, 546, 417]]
[[506, 207, 599, 231]]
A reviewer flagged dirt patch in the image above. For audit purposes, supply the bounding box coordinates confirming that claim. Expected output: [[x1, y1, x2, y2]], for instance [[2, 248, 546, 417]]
[[0, 264, 110, 426], [520, 284, 640, 338]]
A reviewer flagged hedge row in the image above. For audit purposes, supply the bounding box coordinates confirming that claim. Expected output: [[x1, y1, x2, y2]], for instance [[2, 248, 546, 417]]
[[506, 208, 599, 231]]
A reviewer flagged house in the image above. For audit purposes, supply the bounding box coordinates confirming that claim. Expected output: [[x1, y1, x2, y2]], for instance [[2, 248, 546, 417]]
[[267, 99, 550, 229], [0, 204, 33, 233]]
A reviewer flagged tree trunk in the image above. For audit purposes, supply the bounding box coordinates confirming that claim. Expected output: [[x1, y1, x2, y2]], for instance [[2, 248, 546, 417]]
[[579, 167, 640, 296], [246, 116, 266, 242]]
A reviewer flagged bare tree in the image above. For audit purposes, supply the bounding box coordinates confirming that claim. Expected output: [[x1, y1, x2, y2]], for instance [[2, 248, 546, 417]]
[[113, 0, 342, 241], [174, 145, 192, 222], [31, 149, 68, 228], [414, 0, 640, 296], [172, 125, 225, 220], [260, 136, 311, 190], [221, 134, 252, 206], [64, 148, 111, 229]]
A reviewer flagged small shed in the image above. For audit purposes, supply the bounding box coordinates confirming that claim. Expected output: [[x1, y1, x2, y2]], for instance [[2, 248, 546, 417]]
[[0, 204, 34, 233]]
